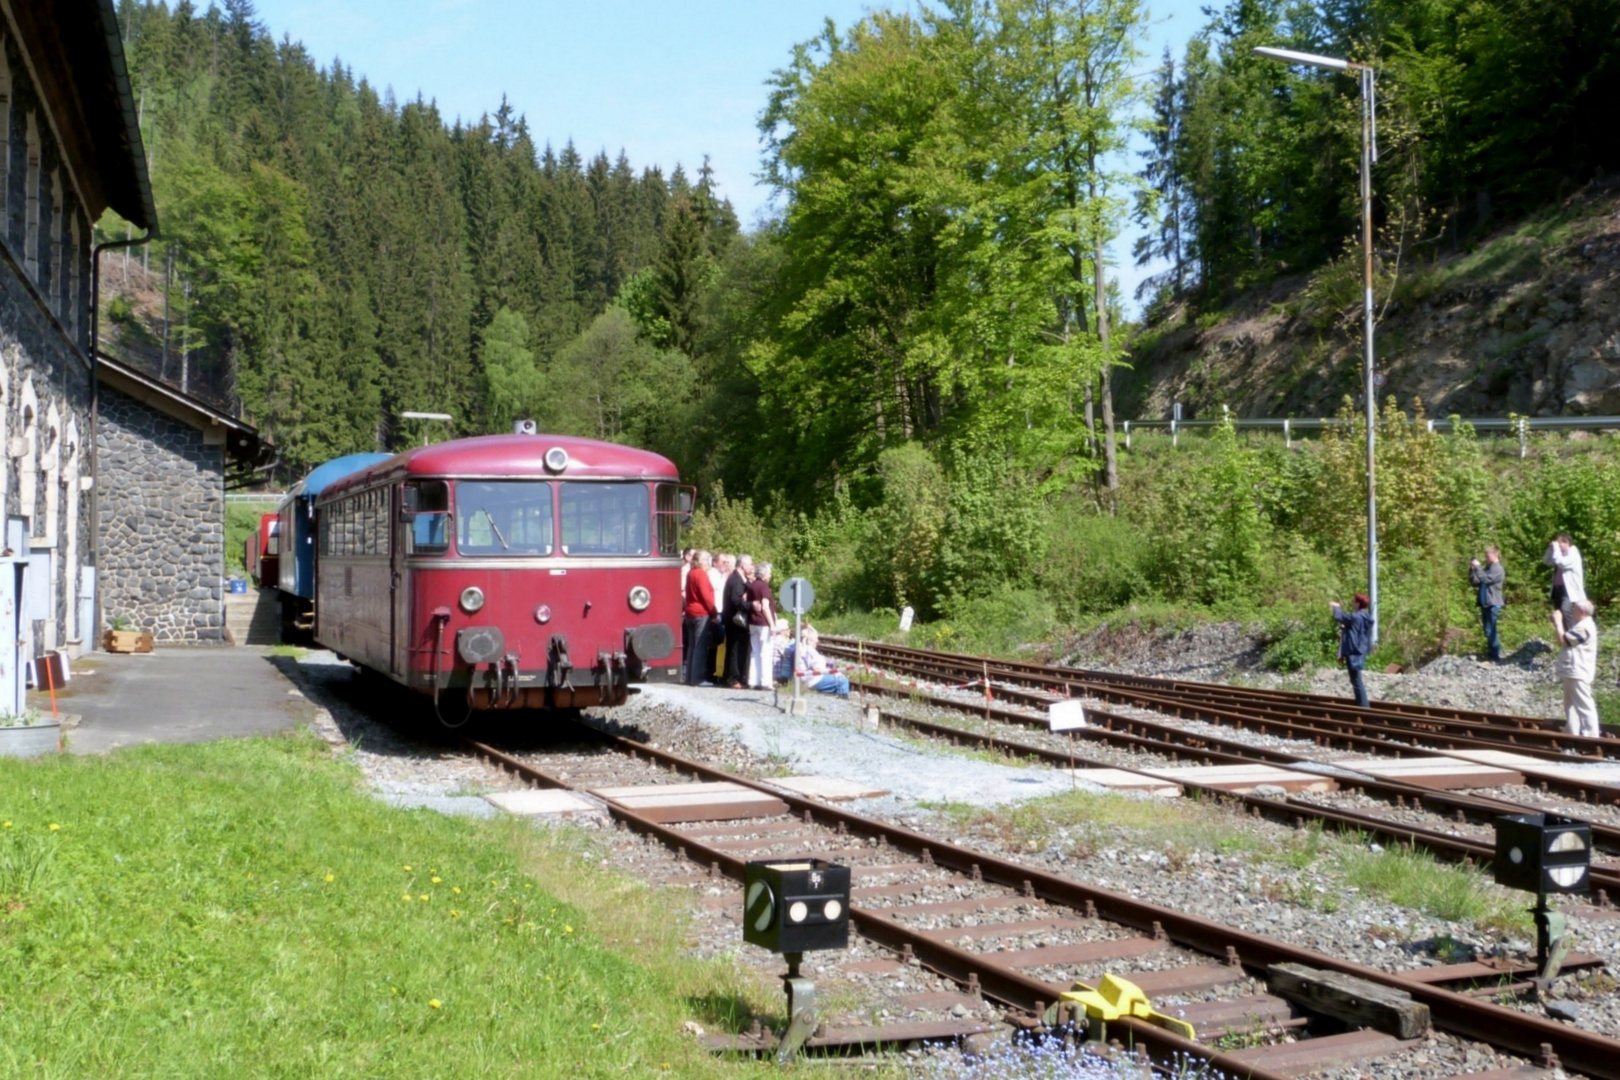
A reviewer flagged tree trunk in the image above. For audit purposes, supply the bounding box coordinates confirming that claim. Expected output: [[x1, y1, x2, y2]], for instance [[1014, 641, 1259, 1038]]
[[1095, 232, 1117, 494]]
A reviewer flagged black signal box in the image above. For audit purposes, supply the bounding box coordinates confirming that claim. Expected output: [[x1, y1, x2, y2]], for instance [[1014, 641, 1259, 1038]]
[[1494, 813, 1591, 895], [743, 859, 851, 954]]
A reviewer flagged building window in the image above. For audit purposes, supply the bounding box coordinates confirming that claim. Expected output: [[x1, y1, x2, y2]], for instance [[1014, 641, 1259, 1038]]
[[0, 45, 10, 226], [24, 111, 39, 282], [48, 169, 62, 316]]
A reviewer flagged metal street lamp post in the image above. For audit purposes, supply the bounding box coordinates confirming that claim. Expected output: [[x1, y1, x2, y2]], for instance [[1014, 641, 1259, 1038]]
[[1254, 45, 1380, 645]]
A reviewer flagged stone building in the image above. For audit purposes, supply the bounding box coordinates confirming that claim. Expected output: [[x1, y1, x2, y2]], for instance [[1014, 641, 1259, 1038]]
[[0, 2, 154, 663], [95, 356, 269, 643]]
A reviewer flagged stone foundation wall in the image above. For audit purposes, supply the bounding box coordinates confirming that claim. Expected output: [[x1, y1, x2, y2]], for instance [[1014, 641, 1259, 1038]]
[[0, 256, 93, 650], [95, 387, 225, 643]]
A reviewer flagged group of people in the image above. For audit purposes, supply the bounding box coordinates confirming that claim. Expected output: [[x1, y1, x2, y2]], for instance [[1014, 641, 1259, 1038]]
[[678, 549, 849, 696], [1332, 533, 1605, 737]]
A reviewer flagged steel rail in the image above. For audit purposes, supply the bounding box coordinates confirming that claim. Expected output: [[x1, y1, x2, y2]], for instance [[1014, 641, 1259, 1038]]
[[470, 733, 1620, 1079], [824, 638, 1620, 765], [467, 739, 1289, 1080], [825, 635, 1575, 734], [855, 694, 1620, 899], [851, 673, 1620, 857]]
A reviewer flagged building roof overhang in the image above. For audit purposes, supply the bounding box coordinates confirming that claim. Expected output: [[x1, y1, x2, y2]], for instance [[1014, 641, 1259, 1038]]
[[96, 353, 272, 471], [4, 0, 157, 230]]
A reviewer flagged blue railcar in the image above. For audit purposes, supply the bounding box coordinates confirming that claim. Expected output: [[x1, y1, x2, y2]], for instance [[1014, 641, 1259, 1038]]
[[277, 452, 393, 632]]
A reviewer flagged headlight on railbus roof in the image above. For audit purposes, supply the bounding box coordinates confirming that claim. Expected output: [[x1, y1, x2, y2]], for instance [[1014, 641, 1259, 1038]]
[[628, 586, 652, 612], [543, 446, 569, 473], [459, 586, 486, 614]]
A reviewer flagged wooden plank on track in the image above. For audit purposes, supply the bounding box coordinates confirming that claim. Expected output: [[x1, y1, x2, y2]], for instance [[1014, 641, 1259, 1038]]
[[1267, 962, 1430, 1038], [1225, 1029, 1415, 1074], [1069, 768, 1182, 797], [1129, 964, 1250, 997], [920, 918, 1087, 942], [988, 935, 1165, 968]]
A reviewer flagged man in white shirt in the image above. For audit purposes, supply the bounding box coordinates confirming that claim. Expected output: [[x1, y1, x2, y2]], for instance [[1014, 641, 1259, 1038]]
[[1546, 533, 1586, 641], [1554, 599, 1600, 738]]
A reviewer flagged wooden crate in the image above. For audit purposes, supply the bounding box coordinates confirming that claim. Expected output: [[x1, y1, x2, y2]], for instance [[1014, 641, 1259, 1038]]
[[104, 630, 155, 654]]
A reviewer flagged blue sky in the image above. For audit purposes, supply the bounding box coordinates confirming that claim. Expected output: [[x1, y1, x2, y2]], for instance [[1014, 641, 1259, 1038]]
[[251, 0, 1208, 310]]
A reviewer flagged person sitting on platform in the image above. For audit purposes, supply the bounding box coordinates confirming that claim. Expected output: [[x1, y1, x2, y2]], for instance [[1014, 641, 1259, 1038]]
[[795, 625, 850, 697]]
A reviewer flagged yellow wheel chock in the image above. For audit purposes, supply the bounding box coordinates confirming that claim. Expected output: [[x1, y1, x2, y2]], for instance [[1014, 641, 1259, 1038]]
[[1060, 973, 1197, 1042]]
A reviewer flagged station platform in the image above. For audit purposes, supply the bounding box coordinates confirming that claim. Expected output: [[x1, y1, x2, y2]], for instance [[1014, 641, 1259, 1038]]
[[42, 646, 312, 754]]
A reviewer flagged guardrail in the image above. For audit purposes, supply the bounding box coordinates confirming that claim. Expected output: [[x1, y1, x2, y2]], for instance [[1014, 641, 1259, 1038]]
[[225, 492, 285, 502], [1122, 412, 1620, 456]]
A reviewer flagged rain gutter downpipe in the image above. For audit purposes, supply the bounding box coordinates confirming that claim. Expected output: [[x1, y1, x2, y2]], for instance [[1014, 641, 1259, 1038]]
[[89, 229, 156, 646]]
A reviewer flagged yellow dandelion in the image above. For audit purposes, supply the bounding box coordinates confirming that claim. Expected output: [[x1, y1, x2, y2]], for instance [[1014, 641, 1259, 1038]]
[[504, 918, 515, 925], [390, 986, 399, 995], [452, 886, 461, 895], [324, 874, 335, 883], [2, 821, 11, 828], [592, 1023, 601, 1031], [524, 883, 532, 889], [419, 894, 429, 902], [564, 925, 574, 934], [450, 910, 461, 919], [431, 876, 442, 885], [428, 999, 442, 1010], [402, 894, 413, 902], [661, 1064, 670, 1070], [48, 823, 60, 831], [403, 865, 412, 872]]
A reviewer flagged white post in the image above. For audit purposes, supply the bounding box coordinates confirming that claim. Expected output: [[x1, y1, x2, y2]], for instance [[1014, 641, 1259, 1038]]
[[1284, 418, 1292, 449]]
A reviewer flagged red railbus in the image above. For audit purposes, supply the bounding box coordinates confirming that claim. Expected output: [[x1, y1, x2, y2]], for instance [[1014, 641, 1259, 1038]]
[[246, 513, 280, 587], [313, 432, 688, 725]]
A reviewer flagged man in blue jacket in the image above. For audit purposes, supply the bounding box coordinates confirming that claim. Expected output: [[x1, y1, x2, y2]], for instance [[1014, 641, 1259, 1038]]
[[1469, 546, 1505, 662], [1331, 593, 1374, 707]]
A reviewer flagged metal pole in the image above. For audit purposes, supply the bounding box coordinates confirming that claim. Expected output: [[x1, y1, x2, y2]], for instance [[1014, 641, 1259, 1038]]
[[1360, 65, 1379, 647]]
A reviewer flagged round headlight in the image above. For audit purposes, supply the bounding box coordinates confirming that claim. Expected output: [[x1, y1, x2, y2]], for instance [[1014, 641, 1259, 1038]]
[[543, 446, 569, 473], [788, 901, 808, 924], [535, 604, 552, 624], [628, 585, 651, 612], [459, 586, 485, 614], [822, 899, 842, 921]]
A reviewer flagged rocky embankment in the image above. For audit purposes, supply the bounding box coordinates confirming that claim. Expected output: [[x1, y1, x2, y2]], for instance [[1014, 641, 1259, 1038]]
[[1126, 182, 1620, 422]]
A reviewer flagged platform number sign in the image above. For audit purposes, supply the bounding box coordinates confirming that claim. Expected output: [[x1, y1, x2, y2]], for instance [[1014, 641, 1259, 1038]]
[[780, 577, 815, 616]]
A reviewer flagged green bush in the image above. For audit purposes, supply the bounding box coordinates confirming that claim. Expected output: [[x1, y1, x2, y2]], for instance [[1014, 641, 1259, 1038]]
[[1041, 508, 1151, 618]]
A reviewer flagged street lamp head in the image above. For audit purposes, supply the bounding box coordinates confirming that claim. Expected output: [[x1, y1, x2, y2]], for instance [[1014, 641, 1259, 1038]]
[[1253, 46, 1362, 72]]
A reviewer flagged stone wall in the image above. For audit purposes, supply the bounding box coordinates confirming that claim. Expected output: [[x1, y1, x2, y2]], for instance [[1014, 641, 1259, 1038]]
[[95, 386, 225, 643], [0, 257, 92, 650]]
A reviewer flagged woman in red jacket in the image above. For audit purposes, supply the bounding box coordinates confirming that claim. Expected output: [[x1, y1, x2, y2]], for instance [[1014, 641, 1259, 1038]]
[[683, 550, 719, 685]]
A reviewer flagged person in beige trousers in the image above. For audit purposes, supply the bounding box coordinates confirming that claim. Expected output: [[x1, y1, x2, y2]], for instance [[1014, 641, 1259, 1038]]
[[1555, 599, 1600, 738]]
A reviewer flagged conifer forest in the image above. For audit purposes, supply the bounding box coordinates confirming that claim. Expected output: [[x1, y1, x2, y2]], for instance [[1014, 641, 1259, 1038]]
[[108, 0, 1620, 661]]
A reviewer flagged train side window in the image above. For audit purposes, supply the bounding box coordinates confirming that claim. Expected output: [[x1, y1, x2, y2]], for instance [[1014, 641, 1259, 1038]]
[[266, 520, 279, 557], [560, 483, 650, 556], [654, 483, 692, 557], [404, 480, 451, 555]]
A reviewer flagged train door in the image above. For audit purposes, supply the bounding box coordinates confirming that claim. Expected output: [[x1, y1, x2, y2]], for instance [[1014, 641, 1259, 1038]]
[[390, 485, 408, 678]]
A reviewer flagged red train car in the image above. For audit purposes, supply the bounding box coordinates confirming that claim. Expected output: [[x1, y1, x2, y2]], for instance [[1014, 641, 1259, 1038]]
[[313, 431, 688, 724], [245, 513, 280, 587]]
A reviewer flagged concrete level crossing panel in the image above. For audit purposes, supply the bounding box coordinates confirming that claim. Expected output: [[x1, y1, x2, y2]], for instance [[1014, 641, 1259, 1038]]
[[588, 780, 788, 823], [1068, 768, 1181, 797], [770, 775, 891, 801], [1142, 763, 1336, 794], [1444, 749, 1620, 789], [1331, 755, 1524, 789]]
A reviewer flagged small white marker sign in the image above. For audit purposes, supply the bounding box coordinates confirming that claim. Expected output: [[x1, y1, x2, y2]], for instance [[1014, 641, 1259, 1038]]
[[1048, 700, 1087, 731]]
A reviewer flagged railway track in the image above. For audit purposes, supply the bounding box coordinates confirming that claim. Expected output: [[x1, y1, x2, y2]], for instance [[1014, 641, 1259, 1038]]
[[465, 721, 1620, 1079], [822, 637, 1619, 763], [817, 636, 1620, 905]]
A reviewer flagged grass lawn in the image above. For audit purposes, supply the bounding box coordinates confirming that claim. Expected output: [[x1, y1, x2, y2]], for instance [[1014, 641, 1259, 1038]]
[[0, 733, 765, 1078]]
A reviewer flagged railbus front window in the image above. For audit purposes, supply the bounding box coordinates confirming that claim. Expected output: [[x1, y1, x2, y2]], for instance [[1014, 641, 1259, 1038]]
[[455, 481, 554, 556], [560, 483, 651, 556], [404, 479, 452, 555]]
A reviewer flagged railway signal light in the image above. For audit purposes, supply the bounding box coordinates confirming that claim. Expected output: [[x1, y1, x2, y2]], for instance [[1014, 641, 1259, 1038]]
[[742, 858, 850, 1062], [1494, 813, 1591, 981], [1494, 814, 1591, 896], [743, 859, 850, 955]]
